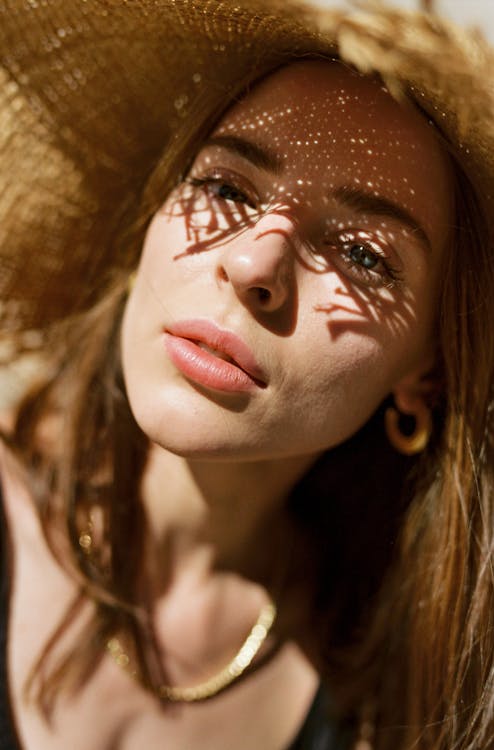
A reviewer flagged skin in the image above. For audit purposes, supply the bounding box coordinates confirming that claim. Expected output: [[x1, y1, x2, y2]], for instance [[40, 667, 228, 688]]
[[120, 59, 453, 561], [1, 60, 454, 750]]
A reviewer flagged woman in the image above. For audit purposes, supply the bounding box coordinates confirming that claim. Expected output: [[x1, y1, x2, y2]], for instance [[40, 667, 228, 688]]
[[0, 1, 493, 749]]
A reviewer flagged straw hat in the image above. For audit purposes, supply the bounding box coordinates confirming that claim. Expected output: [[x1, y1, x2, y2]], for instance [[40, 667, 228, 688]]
[[1, 0, 493, 345]]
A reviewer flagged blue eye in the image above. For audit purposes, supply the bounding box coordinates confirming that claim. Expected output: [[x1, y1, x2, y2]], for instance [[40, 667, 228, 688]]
[[320, 230, 404, 290], [348, 243, 379, 270]]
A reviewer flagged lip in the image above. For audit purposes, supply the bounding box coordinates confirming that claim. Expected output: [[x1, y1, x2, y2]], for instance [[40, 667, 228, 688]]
[[163, 319, 267, 393]]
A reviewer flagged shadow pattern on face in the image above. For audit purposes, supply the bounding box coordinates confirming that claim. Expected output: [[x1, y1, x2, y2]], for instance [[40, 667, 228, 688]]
[[160, 180, 420, 351]]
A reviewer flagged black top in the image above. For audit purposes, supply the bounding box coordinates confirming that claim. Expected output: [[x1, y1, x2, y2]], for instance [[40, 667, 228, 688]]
[[0, 485, 350, 750], [288, 686, 352, 750]]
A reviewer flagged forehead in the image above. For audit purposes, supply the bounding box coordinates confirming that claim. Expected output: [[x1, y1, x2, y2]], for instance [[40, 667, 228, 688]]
[[218, 60, 443, 172], [213, 60, 453, 249]]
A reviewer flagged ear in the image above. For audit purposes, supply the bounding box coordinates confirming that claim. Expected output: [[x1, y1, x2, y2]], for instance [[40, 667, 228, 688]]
[[386, 362, 438, 455], [391, 360, 438, 416]]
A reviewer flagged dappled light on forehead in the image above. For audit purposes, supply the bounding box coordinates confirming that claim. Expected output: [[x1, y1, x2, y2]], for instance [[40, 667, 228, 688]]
[[212, 61, 452, 245]]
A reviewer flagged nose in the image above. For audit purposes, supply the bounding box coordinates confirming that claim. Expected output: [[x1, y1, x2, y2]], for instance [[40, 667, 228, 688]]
[[216, 211, 295, 312]]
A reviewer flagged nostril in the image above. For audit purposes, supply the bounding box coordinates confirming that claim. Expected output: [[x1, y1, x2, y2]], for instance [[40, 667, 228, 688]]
[[217, 266, 229, 283], [257, 288, 271, 303]]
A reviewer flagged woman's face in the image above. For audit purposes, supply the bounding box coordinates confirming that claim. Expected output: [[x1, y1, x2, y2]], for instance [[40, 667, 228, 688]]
[[121, 60, 453, 461]]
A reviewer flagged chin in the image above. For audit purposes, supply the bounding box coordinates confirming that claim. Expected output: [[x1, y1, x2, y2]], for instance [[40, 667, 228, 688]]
[[126, 393, 239, 459]]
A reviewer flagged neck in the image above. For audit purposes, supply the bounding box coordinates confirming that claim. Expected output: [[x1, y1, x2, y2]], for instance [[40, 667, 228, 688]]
[[140, 444, 319, 586], [132, 445, 323, 686]]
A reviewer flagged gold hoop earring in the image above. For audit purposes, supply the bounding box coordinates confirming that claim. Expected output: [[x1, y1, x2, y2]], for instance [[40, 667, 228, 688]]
[[384, 403, 432, 456]]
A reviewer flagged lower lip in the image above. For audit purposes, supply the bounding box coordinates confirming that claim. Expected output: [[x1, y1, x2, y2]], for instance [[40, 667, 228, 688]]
[[163, 333, 262, 393]]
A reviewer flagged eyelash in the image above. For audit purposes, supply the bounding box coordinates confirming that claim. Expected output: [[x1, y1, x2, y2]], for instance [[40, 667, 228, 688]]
[[322, 232, 403, 289], [186, 172, 257, 209], [185, 172, 403, 289]]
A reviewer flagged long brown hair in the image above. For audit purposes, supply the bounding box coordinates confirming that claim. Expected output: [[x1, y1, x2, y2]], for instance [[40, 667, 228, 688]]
[[375, 163, 494, 750], [3, 60, 494, 750]]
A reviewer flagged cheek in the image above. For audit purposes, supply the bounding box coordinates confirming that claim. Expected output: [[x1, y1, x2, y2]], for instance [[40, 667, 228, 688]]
[[139, 212, 179, 276], [130, 210, 199, 313], [302, 336, 391, 404], [276, 294, 435, 446], [277, 330, 382, 412]]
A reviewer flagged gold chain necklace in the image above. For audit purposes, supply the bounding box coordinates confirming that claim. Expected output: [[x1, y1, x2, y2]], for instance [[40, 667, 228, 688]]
[[106, 600, 277, 702], [80, 510, 278, 701], [81, 516, 375, 742]]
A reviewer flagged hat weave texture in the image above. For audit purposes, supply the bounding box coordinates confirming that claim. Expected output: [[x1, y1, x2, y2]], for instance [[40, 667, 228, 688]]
[[0, 0, 493, 340]]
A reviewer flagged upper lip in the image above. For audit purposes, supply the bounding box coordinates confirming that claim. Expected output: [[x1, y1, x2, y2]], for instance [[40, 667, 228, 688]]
[[165, 319, 267, 385]]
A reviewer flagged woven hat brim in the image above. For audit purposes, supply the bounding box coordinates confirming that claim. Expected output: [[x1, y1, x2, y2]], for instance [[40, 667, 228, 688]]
[[0, 0, 493, 336]]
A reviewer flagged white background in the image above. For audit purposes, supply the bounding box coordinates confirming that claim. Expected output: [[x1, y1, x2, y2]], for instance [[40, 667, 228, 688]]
[[314, 0, 494, 42]]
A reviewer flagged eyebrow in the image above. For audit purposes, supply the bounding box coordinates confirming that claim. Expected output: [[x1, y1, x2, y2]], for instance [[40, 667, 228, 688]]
[[201, 135, 431, 252], [333, 184, 432, 252], [202, 135, 284, 175]]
